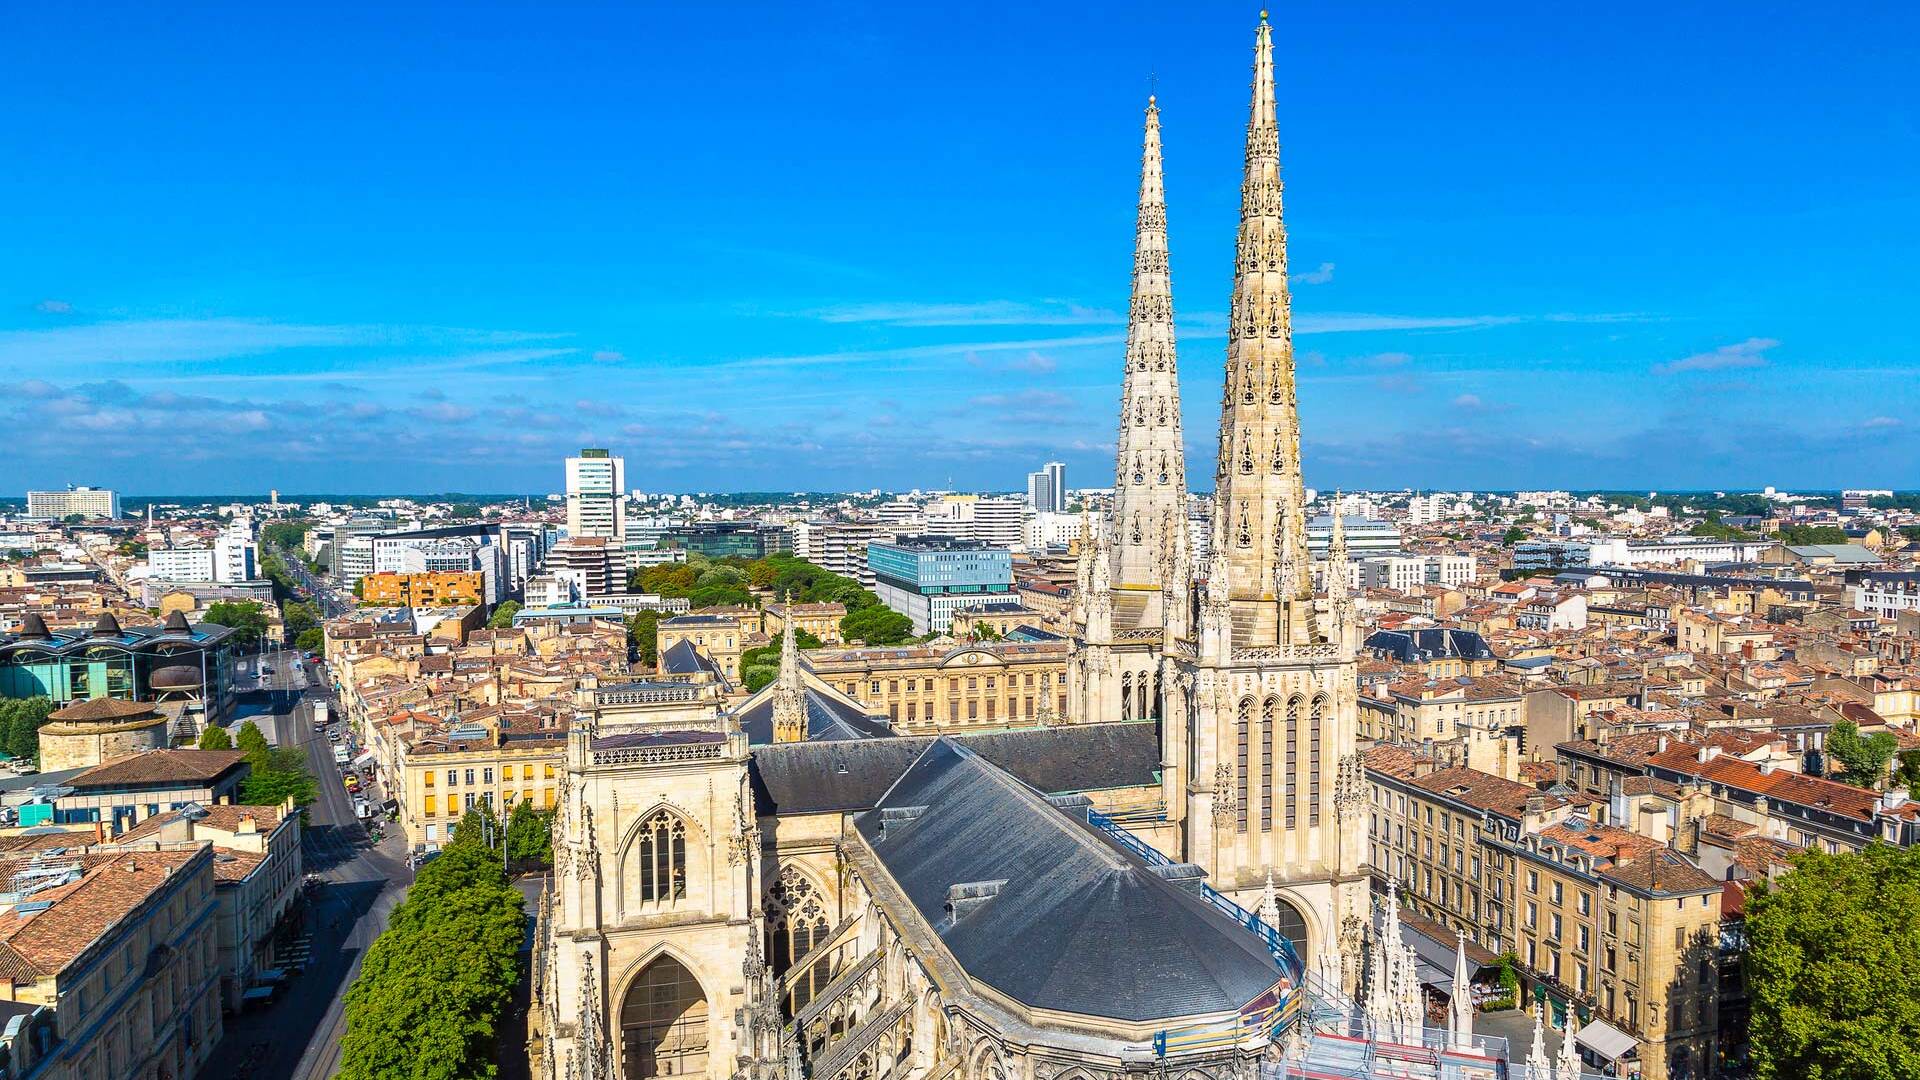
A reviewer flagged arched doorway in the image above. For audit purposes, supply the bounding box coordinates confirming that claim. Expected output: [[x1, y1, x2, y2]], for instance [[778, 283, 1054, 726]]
[[621, 956, 709, 1079], [1267, 895, 1310, 967]]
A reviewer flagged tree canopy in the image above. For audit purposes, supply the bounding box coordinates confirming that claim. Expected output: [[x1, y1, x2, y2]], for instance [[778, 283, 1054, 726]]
[[486, 600, 522, 630], [1500, 526, 1528, 547], [338, 843, 525, 1080], [626, 609, 663, 668], [1774, 524, 1851, 546], [1827, 721, 1898, 788], [842, 604, 913, 646], [740, 628, 823, 692], [203, 600, 271, 648], [197, 725, 234, 750], [1746, 844, 1920, 1080], [0, 698, 54, 763], [233, 720, 318, 805]]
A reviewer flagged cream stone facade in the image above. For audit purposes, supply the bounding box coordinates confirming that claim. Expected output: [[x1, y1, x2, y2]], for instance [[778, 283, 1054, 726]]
[[533, 18, 1527, 1080]]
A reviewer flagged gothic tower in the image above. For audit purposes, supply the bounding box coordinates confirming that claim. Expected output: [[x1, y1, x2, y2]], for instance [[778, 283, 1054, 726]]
[[1163, 12, 1369, 985], [1070, 97, 1189, 727], [1110, 95, 1189, 599]]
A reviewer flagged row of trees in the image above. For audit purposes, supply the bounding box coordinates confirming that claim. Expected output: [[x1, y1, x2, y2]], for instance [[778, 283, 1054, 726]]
[[627, 554, 917, 668], [203, 600, 271, 648], [198, 720, 318, 806], [338, 828, 527, 1080], [0, 698, 54, 764]]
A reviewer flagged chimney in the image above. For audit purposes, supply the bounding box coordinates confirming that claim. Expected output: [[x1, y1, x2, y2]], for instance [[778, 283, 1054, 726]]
[[1697, 745, 1722, 763], [236, 814, 258, 835], [1760, 760, 1775, 776], [1657, 735, 1669, 754]]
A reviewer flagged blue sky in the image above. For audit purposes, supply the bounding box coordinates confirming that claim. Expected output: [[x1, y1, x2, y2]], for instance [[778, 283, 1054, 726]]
[[4, 2, 1917, 495]]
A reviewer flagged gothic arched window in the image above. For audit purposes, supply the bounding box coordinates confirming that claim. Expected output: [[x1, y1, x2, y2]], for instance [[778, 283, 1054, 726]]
[[622, 956, 709, 1080], [1235, 698, 1253, 833], [1259, 698, 1277, 832], [1121, 673, 1134, 723], [636, 811, 687, 903], [766, 868, 832, 1013], [1284, 696, 1302, 829], [1309, 694, 1327, 827]]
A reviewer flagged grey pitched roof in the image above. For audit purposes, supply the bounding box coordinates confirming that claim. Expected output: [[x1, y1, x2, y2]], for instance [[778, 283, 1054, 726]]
[[660, 638, 719, 676], [1365, 627, 1493, 663], [854, 739, 1284, 1022], [748, 722, 1162, 816], [733, 689, 893, 745]]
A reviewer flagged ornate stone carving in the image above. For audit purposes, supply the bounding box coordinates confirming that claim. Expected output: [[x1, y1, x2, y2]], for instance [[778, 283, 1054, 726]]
[[1334, 750, 1366, 820], [1212, 762, 1237, 823]]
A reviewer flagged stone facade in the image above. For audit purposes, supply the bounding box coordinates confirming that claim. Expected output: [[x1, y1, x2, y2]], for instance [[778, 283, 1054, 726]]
[[37, 698, 172, 772]]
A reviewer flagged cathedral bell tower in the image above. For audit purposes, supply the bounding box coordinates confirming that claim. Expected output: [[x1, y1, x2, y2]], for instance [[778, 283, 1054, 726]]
[[1160, 12, 1370, 985]]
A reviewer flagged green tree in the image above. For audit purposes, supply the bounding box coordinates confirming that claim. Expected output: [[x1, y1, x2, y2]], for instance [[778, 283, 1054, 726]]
[[197, 725, 234, 750], [1896, 750, 1920, 792], [486, 600, 522, 630], [1500, 526, 1528, 547], [1747, 844, 1920, 1080], [0, 698, 54, 763], [625, 609, 664, 666], [235, 719, 270, 759], [1899, 526, 1920, 544], [505, 801, 553, 865], [283, 600, 322, 637], [450, 803, 504, 851], [261, 520, 313, 551], [1774, 524, 1850, 546], [841, 604, 913, 645], [203, 600, 271, 648], [1826, 720, 1898, 787], [338, 843, 524, 1080], [295, 627, 324, 653]]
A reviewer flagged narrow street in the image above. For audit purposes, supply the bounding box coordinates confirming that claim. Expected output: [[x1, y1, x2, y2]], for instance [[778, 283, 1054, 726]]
[[200, 670, 414, 1080]]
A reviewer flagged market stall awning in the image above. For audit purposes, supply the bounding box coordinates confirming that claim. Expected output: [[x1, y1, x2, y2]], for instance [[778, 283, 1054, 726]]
[[1575, 1019, 1638, 1062]]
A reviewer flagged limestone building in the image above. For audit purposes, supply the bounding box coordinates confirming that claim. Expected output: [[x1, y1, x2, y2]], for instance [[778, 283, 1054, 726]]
[[532, 17, 1514, 1080]]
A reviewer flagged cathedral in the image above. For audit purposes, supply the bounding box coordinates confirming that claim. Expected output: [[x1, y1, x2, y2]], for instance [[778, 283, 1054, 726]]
[[533, 15, 1495, 1080]]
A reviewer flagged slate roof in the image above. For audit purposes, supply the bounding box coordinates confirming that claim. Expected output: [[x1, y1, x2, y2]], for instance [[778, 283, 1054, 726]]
[[733, 688, 892, 745], [855, 739, 1284, 1022], [749, 722, 1162, 817], [1365, 627, 1495, 663], [659, 638, 719, 677]]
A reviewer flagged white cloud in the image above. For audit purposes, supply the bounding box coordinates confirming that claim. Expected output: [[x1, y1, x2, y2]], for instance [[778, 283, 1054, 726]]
[[1862, 416, 1903, 429], [1289, 261, 1335, 285], [34, 299, 73, 314], [0, 317, 572, 368], [1652, 337, 1778, 375], [592, 350, 625, 363]]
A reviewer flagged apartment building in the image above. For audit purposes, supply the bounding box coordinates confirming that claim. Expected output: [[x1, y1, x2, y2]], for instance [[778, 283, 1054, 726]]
[[359, 570, 486, 608], [1362, 676, 1526, 779], [118, 801, 305, 1011], [656, 612, 753, 681], [0, 845, 224, 1079], [397, 719, 568, 850], [1366, 745, 1725, 1080], [804, 640, 1070, 732], [763, 601, 847, 645]]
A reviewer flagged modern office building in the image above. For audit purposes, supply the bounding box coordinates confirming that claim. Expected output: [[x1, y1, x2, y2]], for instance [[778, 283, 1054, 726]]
[[25, 485, 121, 519], [145, 521, 259, 585], [565, 448, 627, 547], [658, 521, 788, 559], [0, 611, 240, 728], [1306, 514, 1402, 557], [1513, 536, 1776, 571], [868, 536, 1015, 634], [1025, 461, 1067, 513]]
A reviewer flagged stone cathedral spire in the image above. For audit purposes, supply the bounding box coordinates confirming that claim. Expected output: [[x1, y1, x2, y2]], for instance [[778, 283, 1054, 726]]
[[1211, 10, 1314, 646], [1110, 95, 1188, 604], [771, 593, 805, 743]]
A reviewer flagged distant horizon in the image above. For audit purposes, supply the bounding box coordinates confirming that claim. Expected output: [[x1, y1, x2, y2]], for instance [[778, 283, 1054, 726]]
[[4, 486, 1909, 507], [5, 5, 1917, 491]]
